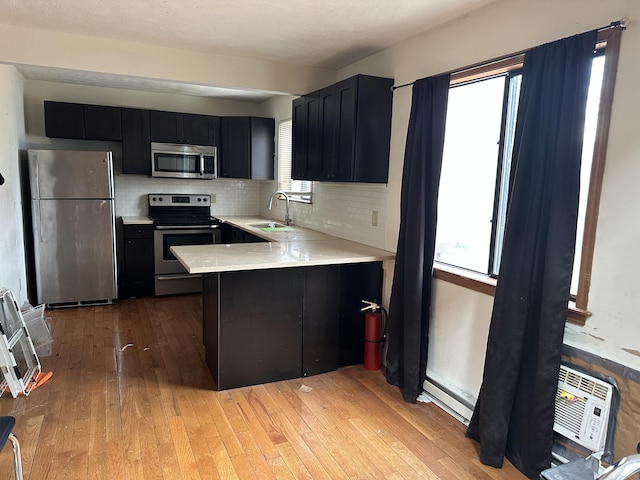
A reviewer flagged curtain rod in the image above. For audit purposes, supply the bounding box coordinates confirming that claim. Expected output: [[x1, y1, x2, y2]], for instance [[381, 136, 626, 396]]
[[390, 18, 628, 92]]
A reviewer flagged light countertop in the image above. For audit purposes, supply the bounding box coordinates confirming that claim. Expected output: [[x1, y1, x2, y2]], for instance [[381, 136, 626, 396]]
[[216, 216, 335, 242], [171, 216, 395, 274], [121, 216, 153, 225]]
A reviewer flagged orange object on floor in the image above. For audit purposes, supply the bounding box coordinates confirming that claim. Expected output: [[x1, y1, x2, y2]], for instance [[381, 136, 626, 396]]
[[3, 371, 53, 395], [30, 371, 53, 391]]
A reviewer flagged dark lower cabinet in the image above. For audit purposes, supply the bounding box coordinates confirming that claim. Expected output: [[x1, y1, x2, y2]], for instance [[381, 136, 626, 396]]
[[204, 269, 303, 390], [220, 224, 268, 244], [122, 224, 154, 298], [302, 266, 340, 376], [202, 261, 383, 390]]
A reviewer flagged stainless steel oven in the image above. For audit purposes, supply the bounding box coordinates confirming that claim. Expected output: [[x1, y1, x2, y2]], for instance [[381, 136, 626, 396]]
[[149, 194, 221, 296], [153, 225, 221, 295]]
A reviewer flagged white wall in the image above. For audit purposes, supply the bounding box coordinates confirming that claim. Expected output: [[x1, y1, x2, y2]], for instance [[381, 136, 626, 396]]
[[338, 0, 640, 405], [0, 65, 28, 305]]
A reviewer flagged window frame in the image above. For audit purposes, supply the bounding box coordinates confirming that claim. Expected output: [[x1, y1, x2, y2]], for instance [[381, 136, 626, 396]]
[[277, 118, 313, 204], [432, 26, 623, 326]]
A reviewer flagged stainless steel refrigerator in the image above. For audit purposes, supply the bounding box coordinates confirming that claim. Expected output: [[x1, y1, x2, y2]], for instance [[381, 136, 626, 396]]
[[28, 149, 117, 306]]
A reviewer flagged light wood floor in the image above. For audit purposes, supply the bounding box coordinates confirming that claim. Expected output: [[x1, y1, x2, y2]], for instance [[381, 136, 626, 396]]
[[0, 294, 525, 479]]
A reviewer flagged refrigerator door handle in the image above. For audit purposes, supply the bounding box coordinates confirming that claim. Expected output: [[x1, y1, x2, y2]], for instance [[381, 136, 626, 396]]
[[38, 200, 44, 243]]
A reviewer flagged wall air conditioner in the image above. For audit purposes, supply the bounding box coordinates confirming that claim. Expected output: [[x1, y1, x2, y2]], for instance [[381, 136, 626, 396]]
[[554, 364, 614, 454]]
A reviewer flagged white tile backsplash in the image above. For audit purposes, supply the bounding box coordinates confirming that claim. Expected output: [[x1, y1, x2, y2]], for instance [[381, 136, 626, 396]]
[[114, 174, 261, 217], [115, 174, 389, 251], [259, 181, 389, 249]]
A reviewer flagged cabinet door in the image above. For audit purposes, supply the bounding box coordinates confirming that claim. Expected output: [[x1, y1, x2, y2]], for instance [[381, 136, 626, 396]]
[[83, 105, 122, 141], [121, 108, 151, 175], [217, 269, 303, 389], [318, 86, 337, 181], [292, 94, 320, 180], [333, 77, 358, 182], [183, 114, 220, 146], [352, 75, 394, 183], [220, 117, 251, 178], [292, 96, 309, 180], [123, 225, 154, 298], [249, 117, 274, 180], [149, 110, 183, 143], [44, 101, 84, 139], [302, 266, 340, 376]]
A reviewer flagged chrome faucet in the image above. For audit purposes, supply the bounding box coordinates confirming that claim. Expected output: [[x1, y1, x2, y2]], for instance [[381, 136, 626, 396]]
[[267, 190, 292, 226], [598, 454, 640, 480]]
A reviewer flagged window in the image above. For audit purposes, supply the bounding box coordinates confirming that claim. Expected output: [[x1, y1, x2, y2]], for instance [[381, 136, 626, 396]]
[[433, 28, 622, 325], [278, 119, 312, 203], [436, 72, 521, 275]]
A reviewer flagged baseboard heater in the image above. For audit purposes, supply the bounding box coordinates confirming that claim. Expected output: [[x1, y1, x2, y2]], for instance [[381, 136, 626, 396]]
[[423, 376, 474, 422]]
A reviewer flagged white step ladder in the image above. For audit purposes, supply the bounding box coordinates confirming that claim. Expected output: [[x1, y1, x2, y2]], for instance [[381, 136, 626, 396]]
[[0, 288, 42, 398]]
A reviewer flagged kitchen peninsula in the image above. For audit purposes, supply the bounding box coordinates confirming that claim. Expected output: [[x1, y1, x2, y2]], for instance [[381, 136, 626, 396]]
[[171, 217, 395, 390]]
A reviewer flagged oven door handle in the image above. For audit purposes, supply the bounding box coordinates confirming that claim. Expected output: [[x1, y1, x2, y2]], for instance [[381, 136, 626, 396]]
[[156, 274, 202, 281], [155, 225, 219, 230]]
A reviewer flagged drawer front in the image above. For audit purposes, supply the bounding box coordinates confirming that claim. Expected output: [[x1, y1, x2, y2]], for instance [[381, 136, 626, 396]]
[[124, 224, 153, 239]]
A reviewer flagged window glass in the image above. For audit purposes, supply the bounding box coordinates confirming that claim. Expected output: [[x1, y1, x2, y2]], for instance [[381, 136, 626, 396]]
[[435, 56, 605, 289], [435, 76, 506, 273], [571, 54, 605, 295]]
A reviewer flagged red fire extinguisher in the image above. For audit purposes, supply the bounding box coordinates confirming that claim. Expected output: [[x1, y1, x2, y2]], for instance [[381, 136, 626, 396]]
[[362, 300, 385, 371]]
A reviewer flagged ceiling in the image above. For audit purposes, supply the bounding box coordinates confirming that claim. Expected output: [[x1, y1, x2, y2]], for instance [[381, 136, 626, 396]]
[[1, 0, 498, 101]]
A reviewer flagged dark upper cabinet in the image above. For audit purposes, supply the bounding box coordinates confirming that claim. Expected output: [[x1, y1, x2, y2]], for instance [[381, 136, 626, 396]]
[[83, 104, 122, 141], [150, 111, 220, 146], [44, 101, 84, 139], [184, 113, 220, 146], [292, 94, 319, 180], [121, 108, 151, 176], [44, 101, 122, 141], [220, 117, 274, 180], [292, 74, 393, 183]]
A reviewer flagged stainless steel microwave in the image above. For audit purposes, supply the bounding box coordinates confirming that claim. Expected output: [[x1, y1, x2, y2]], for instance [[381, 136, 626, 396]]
[[151, 142, 217, 179]]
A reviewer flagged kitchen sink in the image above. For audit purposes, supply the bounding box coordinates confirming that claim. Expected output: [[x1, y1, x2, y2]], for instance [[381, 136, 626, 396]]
[[248, 222, 293, 231]]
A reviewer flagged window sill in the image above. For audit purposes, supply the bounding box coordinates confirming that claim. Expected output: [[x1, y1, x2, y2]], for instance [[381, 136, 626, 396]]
[[433, 263, 590, 326]]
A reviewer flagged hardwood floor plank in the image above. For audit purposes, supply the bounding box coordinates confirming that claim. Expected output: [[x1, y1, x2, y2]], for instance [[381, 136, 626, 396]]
[[168, 415, 202, 480], [0, 295, 528, 479]]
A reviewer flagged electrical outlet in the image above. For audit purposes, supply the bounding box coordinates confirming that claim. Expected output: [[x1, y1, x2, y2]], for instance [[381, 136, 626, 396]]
[[211, 193, 216, 203], [372, 210, 378, 227]]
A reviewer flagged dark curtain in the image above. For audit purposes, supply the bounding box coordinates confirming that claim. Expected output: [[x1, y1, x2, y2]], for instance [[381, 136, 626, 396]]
[[386, 74, 450, 403], [466, 30, 597, 478]]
